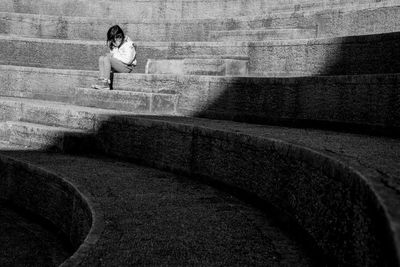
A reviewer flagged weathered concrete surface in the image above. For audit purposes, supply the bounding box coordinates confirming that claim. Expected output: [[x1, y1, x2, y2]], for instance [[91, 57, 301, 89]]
[[0, 67, 179, 114], [0, 0, 398, 19], [145, 58, 248, 76], [1, 32, 399, 76], [209, 28, 317, 42], [1, 4, 400, 42], [93, 115, 400, 266], [0, 121, 96, 152], [1, 114, 399, 266], [246, 31, 400, 75], [0, 12, 213, 42], [0, 154, 94, 263], [0, 66, 399, 135], [220, 5, 400, 38], [0, 150, 321, 266], [0, 94, 398, 264], [0, 35, 248, 73], [0, 200, 72, 266]]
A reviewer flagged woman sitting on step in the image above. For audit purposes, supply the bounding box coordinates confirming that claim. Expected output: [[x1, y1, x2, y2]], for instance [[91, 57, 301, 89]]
[[92, 25, 137, 90]]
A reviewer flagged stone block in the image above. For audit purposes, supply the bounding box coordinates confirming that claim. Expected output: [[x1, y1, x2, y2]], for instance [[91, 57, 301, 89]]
[[93, 115, 400, 265], [6, 121, 91, 151], [145, 59, 184, 75], [146, 58, 248, 76], [151, 93, 178, 114], [0, 122, 10, 143], [73, 88, 156, 114], [210, 28, 317, 42], [21, 103, 97, 131]]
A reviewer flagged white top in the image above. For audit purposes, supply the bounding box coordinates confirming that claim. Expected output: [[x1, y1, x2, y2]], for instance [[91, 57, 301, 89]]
[[110, 36, 137, 66]]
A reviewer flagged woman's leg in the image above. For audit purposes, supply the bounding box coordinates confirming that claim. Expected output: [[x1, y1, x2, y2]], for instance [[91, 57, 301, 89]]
[[110, 57, 133, 73], [92, 54, 112, 89], [98, 56, 104, 79], [102, 54, 112, 81], [98, 54, 112, 79]]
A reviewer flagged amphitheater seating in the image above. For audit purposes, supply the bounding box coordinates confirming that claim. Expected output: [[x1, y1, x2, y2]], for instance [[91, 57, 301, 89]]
[[0, 0, 400, 266]]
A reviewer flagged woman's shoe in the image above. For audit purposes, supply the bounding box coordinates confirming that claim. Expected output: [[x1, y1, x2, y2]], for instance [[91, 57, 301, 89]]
[[91, 78, 110, 90]]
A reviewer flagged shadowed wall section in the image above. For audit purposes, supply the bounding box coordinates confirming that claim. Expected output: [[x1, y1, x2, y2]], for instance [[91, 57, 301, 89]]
[[193, 74, 400, 136], [93, 115, 400, 266], [0, 155, 99, 266]]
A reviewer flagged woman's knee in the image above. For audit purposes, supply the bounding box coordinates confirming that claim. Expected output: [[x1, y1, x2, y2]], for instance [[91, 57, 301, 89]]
[[110, 58, 132, 73]]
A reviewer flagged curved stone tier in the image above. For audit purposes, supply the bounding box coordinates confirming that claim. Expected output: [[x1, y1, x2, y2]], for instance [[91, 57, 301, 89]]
[[0, 154, 100, 266], [0, 66, 398, 135], [94, 115, 400, 266], [1, 0, 397, 20], [1, 4, 400, 42], [1, 32, 399, 76], [1, 114, 399, 266]]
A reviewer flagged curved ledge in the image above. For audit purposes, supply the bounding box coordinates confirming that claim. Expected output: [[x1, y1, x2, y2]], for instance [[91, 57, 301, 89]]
[[1, 0, 397, 19], [0, 31, 399, 76], [95, 116, 400, 266], [1, 4, 399, 42], [0, 114, 398, 265], [0, 66, 399, 136], [0, 154, 103, 266]]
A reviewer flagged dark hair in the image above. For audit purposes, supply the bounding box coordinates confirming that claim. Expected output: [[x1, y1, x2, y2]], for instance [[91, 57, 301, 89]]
[[106, 25, 125, 49]]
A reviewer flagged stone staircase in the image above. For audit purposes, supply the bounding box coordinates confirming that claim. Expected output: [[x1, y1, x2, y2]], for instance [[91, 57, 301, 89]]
[[1, 0, 400, 266]]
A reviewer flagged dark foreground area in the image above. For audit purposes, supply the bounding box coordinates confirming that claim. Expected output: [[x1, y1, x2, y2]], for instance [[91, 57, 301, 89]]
[[0, 150, 322, 266], [0, 200, 72, 267]]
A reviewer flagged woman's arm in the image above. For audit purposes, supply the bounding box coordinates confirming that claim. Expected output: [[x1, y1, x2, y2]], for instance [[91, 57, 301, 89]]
[[111, 39, 137, 66]]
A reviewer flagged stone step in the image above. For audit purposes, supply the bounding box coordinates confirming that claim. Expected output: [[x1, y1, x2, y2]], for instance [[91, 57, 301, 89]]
[[145, 58, 248, 76], [1, 32, 400, 76], [209, 28, 317, 41], [1, 65, 399, 134], [240, 5, 400, 38], [1, 114, 399, 265], [1, 3, 400, 42], [73, 87, 179, 114], [0, 66, 179, 114], [0, 35, 248, 73], [0, 121, 95, 152], [0, 0, 397, 20], [0, 150, 325, 266], [0, 97, 136, 131], [0, 12, 208, 42]]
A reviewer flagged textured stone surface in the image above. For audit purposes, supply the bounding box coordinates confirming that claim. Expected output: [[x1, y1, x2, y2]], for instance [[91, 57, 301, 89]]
[[1, 3, 400, 42], [145, 59, 184, 75], [0, 0, 397, 19], [3, 121, 95, 152], [0, 150, 321, 267], [0, 200, 72, 267], [199, 74, 400, 134], [0, 97, 138, 130], [214, 5, 400, 38], [4, 115, 397, 265], [1, 0, 400, 265], [0, 104, 399, 265], [209, 28, 317, 42], [0, 36, 249, 73], [0, 67, 399, 135], [0, 155, 93, 262], [93, 115, 400, 266], [1, 32, 399, 75], [146, 58, 248, 76]]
